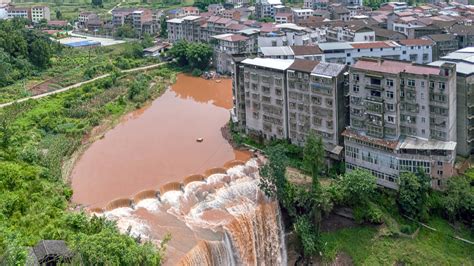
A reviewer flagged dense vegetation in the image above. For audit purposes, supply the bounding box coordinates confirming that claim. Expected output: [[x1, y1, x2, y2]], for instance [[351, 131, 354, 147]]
[[0, 66, 177, 264], [0, 19, 60, 87], [254, 131, 473, 264], [168, 40, 213, 75]]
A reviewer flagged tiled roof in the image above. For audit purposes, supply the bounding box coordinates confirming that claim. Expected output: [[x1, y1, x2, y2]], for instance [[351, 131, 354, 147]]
[[288, 59, 319, 72], [342, 129, 399, 150], [213, 33, 249, 42], [425, 34, 456, 42], [290, 45, 322, 55], [351, 41, 397, 49], [353, 58, 441, 75], [398, 39, 434, 46]]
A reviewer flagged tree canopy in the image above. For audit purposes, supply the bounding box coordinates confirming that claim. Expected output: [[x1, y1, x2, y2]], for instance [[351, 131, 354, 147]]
[[168, 41, 213, 71]]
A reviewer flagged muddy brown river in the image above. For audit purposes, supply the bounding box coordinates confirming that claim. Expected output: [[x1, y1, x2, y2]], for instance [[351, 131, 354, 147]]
[[71, 74, 250, 208]]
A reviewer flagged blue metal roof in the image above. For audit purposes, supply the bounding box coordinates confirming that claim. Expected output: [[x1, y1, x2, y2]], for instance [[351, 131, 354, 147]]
[[64, 40, 101, 47]]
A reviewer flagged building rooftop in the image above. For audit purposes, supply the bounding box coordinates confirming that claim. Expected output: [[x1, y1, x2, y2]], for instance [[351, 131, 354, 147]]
[[398, 137, 456, 151], [318, 42, 353, 51], [290, 45, 322, 55], [429, 47, 474, 75], [351, 41, 398, 49], [241, 58, 294, 70], [259, 46, 294, 56], [398, 38, 434, 46], [212, 33, 249, 42], [353, 58, 441, 75], [312, 61, 346, 77], [288, 59, 319, 72], [425, 33, 457, 42]]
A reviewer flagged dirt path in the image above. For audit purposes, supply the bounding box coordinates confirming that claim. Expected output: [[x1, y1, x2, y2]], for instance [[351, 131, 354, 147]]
[[0, 62, 167, 109]]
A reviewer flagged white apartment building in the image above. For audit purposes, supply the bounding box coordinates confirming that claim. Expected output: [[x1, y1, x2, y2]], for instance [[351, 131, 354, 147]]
[[0, 4, 8, 19], [167, 15, 202, 43], [212, 33, 253, 74], [292, 8, 313, 23], [258, 23, 324, 47], [255, 0, 282, 19], [232, 58, 348, 159], [7, 6, 30, 20], [345, 57, 457, 189], [31, 5, 50, 23]]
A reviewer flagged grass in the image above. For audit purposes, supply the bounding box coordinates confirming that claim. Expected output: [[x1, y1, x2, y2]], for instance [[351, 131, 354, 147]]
[[320, 217, 473, 265]]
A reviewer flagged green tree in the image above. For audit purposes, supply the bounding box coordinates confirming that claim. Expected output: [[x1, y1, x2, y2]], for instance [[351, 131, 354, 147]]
[[92, 0, 103, 7], [186, 42, 213, 70], [141, 33, 154, 48], [56, 9, 62, 20], [29, 38, 52, 68], [397, 171, 430, 220], [294, 215, 319, 258], [259, 144, 289, 201], [169, 40, 189, 66], [442, 175, 473, 225], [336, 169, 377, 205], [115, 24, 136, 38], [303, 133, 325, 185], [159, 15, 167, 38]]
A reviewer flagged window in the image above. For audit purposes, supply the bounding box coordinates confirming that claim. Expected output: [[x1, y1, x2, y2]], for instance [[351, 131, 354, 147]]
[[386, 79, 394, 87], [388, 116, 395, 123], [352, 85, 359, 92], [386, 103, 394, 111], [271, 40, 277, 47], [422, 129, 425, 135], [438, 82, 445, 90], [421, 117, 425, 123], [371, 90, 381, 97], [407, 79, 415, 87], [370, 78, 381, 86], [326, 99, 333, 107], [386, 91, 394, 99], [347, 53, 351, 57], [437, 170, 443, 176], [437, 161, 443, 166], [352, 74, 359, 81]]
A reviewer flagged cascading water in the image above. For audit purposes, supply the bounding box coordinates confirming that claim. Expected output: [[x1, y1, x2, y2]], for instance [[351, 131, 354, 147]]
[[94, 159, 287, 265]]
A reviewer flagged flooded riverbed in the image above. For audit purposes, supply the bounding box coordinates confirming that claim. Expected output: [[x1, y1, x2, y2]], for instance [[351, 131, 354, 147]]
[[70, 73, 286, 265], [71, 74, 250, 208]]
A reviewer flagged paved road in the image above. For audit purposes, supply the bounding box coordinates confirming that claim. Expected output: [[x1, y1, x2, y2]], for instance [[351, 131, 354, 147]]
[[0, 63, 166, 109]]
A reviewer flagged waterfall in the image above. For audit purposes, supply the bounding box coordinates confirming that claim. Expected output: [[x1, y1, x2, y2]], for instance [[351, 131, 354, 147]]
[[96, 159, 287, 265]]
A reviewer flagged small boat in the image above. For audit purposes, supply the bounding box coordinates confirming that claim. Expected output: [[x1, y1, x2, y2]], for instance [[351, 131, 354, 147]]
[[196, 138, 204, 142]]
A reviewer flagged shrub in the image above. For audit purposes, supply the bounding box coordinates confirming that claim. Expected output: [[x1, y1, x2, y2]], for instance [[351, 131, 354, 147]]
[[191, 68, 202, 77]]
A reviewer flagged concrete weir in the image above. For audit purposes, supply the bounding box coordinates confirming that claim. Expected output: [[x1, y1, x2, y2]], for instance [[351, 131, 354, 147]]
[[159, 182, 183, 195], [105, 198, 134, 211], [183, 174, 206, 186], [205, 167, 227, 177]]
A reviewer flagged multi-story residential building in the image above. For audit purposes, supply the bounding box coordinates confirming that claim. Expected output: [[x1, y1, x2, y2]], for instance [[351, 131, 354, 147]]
[[212, 33, 253, 74], [132, 9, 153, 37], [429, 47, 474, 157], [232, 58, 347, 159], [0, 3, 10, 19], [255, 0, 282, 19], [291, 8, 313, 23], [208, 4, 225, 15], [259, 39, 433, 65], [344, 57, 457, 189], [275, 12, 293, 24], [319, 21, 376, 42], [167, 15, 202, 43], [258, 23, 324, 47], [7, 6, 30, 20], [424, 34, 459, 61], [31, 5, 49, 23], [304, 0, 328, 9], [112, 8, 134, 27], [286, 60, 347, 159], [78, 11, 98, 28]]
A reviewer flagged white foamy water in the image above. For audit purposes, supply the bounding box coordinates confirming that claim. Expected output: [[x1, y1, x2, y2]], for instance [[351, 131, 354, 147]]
[[99, 159, 286, 265]]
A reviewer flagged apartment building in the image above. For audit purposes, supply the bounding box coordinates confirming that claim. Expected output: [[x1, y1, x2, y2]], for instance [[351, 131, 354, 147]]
[[345, 57, 457, 189], [167, 15, 202, 43], [232, 58, 347, 158], [286, 60, 347, 158], [7, 6, 30, 20], [429, 47, 474, 157], [212, 33, 253, 74], [255, 0, 282, 19], [78, 11, 98, 28], [424, 34, 459, 61], [132, 9, 153, 37], [31, 6, 50, 23], [258, 23, 324, 47], [292, 8, 313, 23], [259, 39, 433, 65]]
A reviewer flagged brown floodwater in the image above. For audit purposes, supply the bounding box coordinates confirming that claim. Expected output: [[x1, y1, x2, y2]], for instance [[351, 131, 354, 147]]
[[70, 74, 250, 208]]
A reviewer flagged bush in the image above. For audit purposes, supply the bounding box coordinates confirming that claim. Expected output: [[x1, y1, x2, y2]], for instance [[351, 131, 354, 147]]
[[191, 68, 203, 77]]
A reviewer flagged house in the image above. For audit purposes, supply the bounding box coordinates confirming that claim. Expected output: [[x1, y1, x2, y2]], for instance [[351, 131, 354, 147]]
[[424, 34, 459, 60], [208, 4, 225, 15], [31, 5, 50, 23], [26, 240, 74, 265], [7, 6, 30, 20], [345, 57, 457, 189], [275, 12, 293, 24]]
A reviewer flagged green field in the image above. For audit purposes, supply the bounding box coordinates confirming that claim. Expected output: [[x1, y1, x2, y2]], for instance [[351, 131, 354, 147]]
[[321, 217, 473, 265]]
